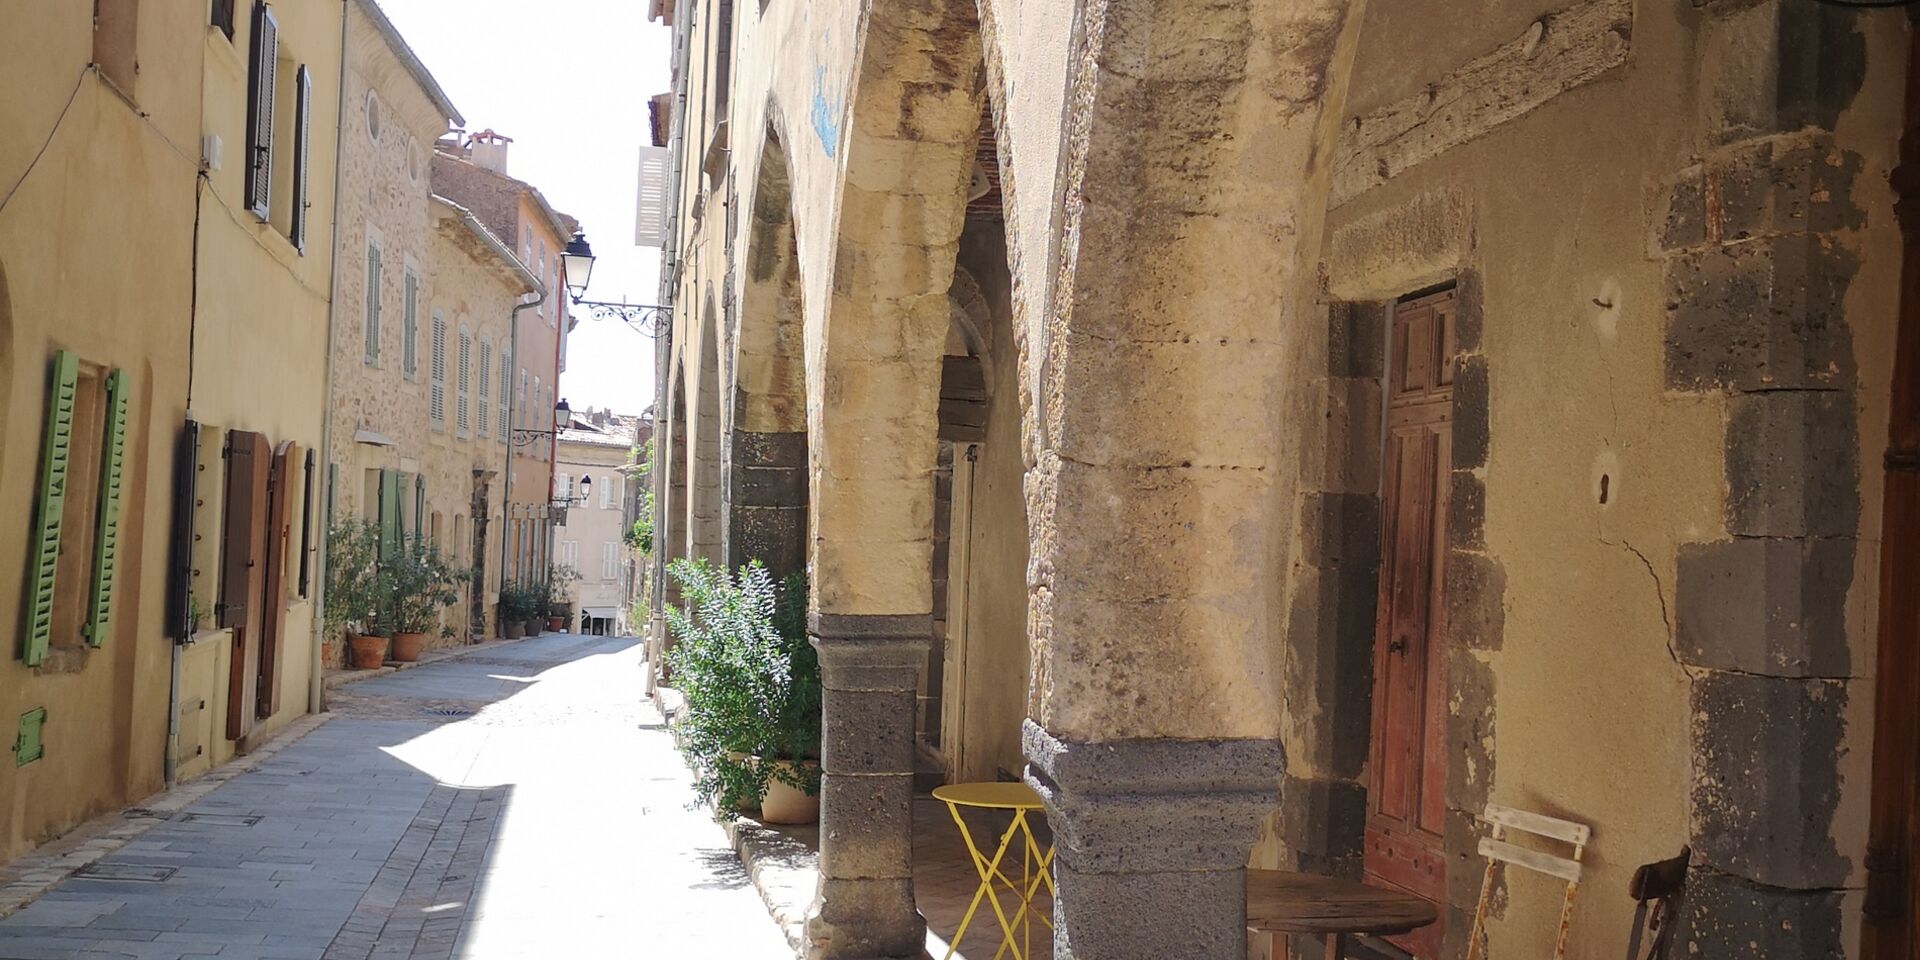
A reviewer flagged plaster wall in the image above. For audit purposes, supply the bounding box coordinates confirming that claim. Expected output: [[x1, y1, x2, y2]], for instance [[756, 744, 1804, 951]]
[[187, 0, 343, 769], [0, 0, 203, 862], [1301, 3, 1908, 957]]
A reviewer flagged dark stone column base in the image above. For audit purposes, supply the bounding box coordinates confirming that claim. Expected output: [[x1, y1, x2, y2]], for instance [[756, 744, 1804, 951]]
[[804, 614, 930, 959], [1024, 720, 1284, 960]]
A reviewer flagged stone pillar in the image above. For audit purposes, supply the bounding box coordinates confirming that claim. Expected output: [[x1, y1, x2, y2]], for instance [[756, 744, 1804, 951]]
[[805, 614, 929, 960], [1025, 724, 1282, 960], [726, 430, 807, 579]]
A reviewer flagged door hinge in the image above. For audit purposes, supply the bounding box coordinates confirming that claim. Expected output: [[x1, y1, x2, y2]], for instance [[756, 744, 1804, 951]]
[[1865, 845, 1908, 923]]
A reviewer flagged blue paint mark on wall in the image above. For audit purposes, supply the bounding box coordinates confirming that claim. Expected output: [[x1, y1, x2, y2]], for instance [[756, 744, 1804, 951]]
[[811, 62, 842, 158]]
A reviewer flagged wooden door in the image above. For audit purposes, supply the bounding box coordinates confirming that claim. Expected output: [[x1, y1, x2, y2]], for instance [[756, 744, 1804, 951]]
[[1365, 288, 1456, 959], [1864, 24, 1920, 958], [220, 430, 269, 742]]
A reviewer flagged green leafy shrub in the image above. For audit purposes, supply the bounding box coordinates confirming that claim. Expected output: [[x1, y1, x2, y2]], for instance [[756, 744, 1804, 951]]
[[324, 519, 384, 638], [667, 559, 820, 815], [384, 540, 470, 634], [498, 583, 536, 622]]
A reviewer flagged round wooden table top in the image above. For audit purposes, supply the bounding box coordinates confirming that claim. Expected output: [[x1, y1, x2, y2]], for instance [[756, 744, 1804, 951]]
[[1245, 869, 1440, 936], [931, 781, 1045, 811]]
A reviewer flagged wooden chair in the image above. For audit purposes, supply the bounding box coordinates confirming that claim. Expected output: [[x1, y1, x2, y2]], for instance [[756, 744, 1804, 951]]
[[1464, 803, 1591, 960]]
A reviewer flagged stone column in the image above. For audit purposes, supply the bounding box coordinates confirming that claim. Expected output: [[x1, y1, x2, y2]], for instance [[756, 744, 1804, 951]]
[[805, 614, 929, 960], [1025, 725, 1282, 960]]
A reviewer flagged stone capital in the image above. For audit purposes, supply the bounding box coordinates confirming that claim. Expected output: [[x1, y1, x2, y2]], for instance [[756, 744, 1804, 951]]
[[809, 613, 931, 691], [1023, 719, 1284, 874]]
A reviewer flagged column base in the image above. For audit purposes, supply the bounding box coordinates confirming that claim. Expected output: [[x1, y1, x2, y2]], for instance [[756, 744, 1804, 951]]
[[804, 878, 926, 960], [1023, 720, 1285, 960]]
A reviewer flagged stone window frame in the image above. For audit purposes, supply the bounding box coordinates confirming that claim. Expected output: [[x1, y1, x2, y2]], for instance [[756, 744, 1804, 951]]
[[364, 89, 382, 144]]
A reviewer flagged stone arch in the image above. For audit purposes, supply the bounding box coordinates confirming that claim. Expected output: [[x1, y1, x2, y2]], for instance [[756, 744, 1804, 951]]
[[800, 1, 988, 957], [687, 293, 723, 565], [726, 123, 808, 578], [1012, 3, 1369, 958], [663, 359, 689, 583]]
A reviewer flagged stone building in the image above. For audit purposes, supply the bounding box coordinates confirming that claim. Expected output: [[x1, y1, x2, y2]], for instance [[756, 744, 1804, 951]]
[[644, 1, 1920, 958], [430, 139, 579, 596], [325, 0, 542, 660], [0, 0, 343, 856], [554, 409, 643, 635]]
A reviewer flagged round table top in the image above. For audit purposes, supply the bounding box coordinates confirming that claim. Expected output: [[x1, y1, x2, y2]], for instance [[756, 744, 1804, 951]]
[[1245, 869, 1439, 936], [932, 781, 1045, 811]]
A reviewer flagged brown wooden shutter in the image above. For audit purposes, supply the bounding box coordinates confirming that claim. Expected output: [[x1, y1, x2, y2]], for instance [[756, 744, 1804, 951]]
[[243, 2, 278, 220], [256, 441, 296, 719], [220, 430, 269, 740]]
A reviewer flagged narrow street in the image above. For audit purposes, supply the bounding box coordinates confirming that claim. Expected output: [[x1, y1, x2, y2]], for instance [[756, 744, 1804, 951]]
[[0, 634, 790, 960]]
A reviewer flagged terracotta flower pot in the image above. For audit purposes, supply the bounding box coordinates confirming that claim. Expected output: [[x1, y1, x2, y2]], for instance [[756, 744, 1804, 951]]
[[347, 634, 387, 669], [504, 620, 524, 640], [760, 761, 820, 825], [390, 632, 426, 662], [547, 616, 566, 633], [525, 619, 544, 637]]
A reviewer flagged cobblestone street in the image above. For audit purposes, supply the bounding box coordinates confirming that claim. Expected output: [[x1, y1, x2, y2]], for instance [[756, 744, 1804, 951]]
[[0, 634, 790, 960]]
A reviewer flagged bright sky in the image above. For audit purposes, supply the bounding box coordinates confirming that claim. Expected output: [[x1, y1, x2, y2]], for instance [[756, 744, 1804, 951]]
[[379, 0, 672, 419]]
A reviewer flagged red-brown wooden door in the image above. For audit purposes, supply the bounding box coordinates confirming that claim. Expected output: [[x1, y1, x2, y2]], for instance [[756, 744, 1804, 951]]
[[1365, 288, 1455, 959]]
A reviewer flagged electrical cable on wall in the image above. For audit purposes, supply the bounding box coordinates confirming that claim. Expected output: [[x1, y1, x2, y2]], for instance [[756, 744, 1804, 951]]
[[0, 67, 91, 221]]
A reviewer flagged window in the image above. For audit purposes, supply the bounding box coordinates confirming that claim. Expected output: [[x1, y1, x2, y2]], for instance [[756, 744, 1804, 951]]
[[478, 340, 492, 436], [402, 269, 419, 378], [211, 0, 235, 40], [537, 246, 546, 319], [498, 351, 510, 446], [24, 353, 130, 665], [556, 473, 572, 503], [288, 65, 313, 253], [243, 2, 278, 220], [457, 328, 472, 438], [559, 538, 577, 569], [522, 226, 532, 265], [365, 90, 383, 142], [429, 313, 447, 428], [601, 476, 619, 509], [602, 542, 618, 581], [364, 239, 382, 363], [548, 267, 560, 327]]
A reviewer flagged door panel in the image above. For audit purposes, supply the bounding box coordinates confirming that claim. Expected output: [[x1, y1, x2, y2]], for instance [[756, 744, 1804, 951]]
[[1366, 289, 1457, 959]]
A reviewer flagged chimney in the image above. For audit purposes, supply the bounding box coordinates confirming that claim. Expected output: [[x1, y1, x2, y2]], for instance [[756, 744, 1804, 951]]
[[468, 129, 513, 174]]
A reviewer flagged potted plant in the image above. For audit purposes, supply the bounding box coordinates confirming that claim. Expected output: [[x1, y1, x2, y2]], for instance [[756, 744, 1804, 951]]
[[385, 540, 468, 662], [666, 559, 822, 823], [325, 519, 387, 669], [499, 584, 531, 640], [545, 566, 578, 633], [525, 578, 550, 636]]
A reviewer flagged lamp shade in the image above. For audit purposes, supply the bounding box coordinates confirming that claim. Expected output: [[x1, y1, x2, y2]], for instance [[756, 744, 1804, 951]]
[[554, 398, 572, 430], [579, 474, 592, 495], [562, 232, 595, 300]]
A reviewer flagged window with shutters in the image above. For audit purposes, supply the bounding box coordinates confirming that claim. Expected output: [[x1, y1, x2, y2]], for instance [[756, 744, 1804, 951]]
[[287, 65, 312, 252], [518, 369, 528, 427], [211, 0, 236, 41], [557, 473, 571, 503], [603, 542, 618, 581], [498, 351, 510, 446], [478, 340, 492, 436], [243, 2, 278, 221], [429, 312, 447, 428], [402, 269, 419, 379], [365, 238, 382, 364], [537, 247, 547, 319], [601, 476, 619, 509], [24, 353, 129, 666], [456, 328, 472, 438]]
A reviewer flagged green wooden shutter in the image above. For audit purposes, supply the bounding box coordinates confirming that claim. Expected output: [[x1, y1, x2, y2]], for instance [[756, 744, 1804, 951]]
[[413, 474, 425, 545], [85, 369, 130, 647], [24, 352, 80, 666], [379, 468, 402, 559]]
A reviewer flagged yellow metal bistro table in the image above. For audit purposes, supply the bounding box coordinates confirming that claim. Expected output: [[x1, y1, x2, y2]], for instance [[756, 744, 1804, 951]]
[[932, 781, 1056, 960]]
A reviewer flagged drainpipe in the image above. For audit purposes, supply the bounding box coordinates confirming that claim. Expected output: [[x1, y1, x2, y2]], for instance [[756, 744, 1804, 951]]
[[499, 295, 546, 608], [306, 0, 353, 719]]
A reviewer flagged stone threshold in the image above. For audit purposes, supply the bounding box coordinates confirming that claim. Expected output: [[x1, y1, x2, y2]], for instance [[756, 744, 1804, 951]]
[[322, 632, 547, 689], [0, 710, 333, 919]]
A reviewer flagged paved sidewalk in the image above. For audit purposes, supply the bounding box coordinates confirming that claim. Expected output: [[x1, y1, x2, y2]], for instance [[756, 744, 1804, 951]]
[[0, 633, 791, 960]]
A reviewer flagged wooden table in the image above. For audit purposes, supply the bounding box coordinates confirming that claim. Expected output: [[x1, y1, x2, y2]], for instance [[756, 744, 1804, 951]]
[[1246, 869, 1439, 960]]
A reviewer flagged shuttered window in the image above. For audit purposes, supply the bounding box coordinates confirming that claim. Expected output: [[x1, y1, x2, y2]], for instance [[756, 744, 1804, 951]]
[[413, 474, 426, 545], [602, 542, 617, 581], [290, 65, 312, 252], [24, 353, 80, 665], [497, 351, 510, 446], [557, 473, 571, 502], [402, 270, 419, 378], [477, 340, 492, 436], [365, 241, 382, 363], [243, 2, 277, 220], [601, 476, 618, 509], [377, 469, 402, 560], [429, 313, 446, 427], [456, 329, 472, 438], [84, 370, 130, 647]]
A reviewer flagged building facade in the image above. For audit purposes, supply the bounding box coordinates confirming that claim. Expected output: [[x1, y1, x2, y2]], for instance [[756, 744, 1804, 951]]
[[645, 2, 1920, 959], [554, 409, 643, 635], [0, 0, 343, 856], [429, 141, 577, 600]]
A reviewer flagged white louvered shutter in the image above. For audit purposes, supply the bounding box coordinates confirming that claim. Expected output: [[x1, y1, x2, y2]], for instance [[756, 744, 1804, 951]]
[[478, 341, 492, 436], [291, 65, 312, 251], [402, 272, 418, 377], [244, 2, 278, 219], [456, 330, 472, 437], [498, 351, 510, 445], [364, 243, 381, 362], [602, 542, 616, 580], [429, 315, 446, 427]]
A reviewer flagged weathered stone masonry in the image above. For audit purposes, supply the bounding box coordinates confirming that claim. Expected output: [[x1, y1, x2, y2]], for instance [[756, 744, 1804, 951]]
[[1665, 3, 1870, 954]]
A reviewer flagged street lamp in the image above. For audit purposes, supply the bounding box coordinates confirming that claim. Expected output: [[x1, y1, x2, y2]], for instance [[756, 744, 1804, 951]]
[[510, 397, 574, 447], [554, 472, 591, 507], [560, 231, 670, 336]]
